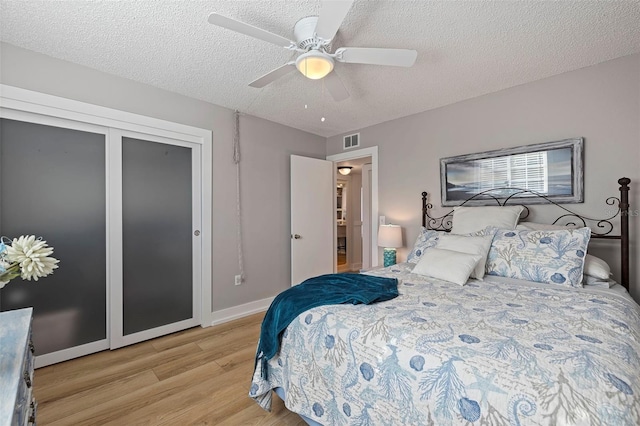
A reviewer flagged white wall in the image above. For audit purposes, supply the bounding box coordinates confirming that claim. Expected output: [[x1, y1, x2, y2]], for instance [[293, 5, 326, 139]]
[[0, 42, 326, 313], [327, 53, 640, 301]]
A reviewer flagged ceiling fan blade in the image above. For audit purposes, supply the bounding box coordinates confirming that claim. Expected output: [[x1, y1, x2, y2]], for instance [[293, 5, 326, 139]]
[[249, 63, 296, 88], [314, 0, 354, 41], [335, 47, 418, 67], [324, 71, 349, 102], [208, 13, 295, 48]]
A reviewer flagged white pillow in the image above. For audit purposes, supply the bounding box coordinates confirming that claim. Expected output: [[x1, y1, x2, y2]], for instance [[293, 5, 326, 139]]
[[516, 222, 579, 231], [412, 248, 482, 286], [451, 205, 524, 235], [436, 234, 493, 280], [584, 254, 612, 279], [583, 275, 615, 288]]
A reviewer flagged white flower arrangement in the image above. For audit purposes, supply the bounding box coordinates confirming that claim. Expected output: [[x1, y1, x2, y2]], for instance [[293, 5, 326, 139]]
[[0, 235, 60, 289]]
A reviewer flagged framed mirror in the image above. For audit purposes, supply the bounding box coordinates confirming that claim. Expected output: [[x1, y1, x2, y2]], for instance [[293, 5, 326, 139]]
[[440, 138, 584, 206]]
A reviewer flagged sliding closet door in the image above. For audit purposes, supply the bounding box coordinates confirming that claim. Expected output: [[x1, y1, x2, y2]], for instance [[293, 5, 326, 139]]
[[0, 117, 108, 358], [110, 130, 201, 348], [2, 85, 211, 366]]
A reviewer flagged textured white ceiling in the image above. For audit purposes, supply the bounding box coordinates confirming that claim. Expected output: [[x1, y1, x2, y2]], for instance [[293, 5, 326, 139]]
[[1, 1, 639, 137]]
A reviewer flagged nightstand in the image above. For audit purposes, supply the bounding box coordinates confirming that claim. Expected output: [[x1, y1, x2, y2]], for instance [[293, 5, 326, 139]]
[[0, 307, 36, 426]]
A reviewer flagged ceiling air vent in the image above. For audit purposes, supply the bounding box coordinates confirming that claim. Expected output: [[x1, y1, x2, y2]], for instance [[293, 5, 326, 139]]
[[343, 133, 360, 150]]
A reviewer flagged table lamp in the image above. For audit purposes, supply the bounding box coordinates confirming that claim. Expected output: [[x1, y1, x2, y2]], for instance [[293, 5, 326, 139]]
[[378, 224, 402, 267]]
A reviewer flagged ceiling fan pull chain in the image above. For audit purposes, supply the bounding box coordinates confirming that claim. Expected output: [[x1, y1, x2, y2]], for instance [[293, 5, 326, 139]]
[[321, 79, 326, 122]]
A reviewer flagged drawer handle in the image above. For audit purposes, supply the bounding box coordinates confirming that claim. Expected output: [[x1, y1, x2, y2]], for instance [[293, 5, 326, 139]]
[[24, 371, 32, 388], [29, 340, 35, 354], [29, 400, 37, 423]]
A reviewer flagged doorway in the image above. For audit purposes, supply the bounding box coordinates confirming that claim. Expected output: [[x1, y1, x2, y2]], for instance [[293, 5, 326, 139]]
[[336, 177, 350, 272], [289, 147, 378, 283], [335, 159, 371, 272], [328, 146, 378, 271]]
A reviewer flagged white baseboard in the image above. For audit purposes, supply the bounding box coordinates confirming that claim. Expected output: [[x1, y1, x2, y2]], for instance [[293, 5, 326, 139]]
[[35, 339, 109, 368], [36, 299, 274, 367], [210, 296, 275, 327]]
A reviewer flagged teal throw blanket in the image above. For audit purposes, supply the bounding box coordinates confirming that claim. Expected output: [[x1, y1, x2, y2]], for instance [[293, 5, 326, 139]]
[[256, 273, 399, 379]]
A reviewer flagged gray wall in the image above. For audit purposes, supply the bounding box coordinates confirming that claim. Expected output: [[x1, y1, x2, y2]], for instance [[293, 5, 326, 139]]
[[0, 42, 326, 312], [327, 53, 640, 301]]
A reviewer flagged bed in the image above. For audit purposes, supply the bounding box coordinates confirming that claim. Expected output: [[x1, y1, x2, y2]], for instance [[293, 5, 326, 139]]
[[250, 178, 639, 425]]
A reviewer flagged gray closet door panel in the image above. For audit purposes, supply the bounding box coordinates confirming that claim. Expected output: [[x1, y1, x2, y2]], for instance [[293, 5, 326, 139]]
[[0, 118, 106, 355], [121, 137, 192, 336]]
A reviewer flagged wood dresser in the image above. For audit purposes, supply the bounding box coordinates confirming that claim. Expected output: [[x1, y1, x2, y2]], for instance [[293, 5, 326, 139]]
[[0, 307, 36, 426]]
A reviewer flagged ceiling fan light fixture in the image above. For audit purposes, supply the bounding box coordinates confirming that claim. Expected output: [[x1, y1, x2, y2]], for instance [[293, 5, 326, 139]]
[[296, 51, 334, 80]]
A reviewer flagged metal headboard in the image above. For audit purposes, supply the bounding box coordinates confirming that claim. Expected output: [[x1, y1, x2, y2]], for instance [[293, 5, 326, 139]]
[[421, 178, 631, 290]]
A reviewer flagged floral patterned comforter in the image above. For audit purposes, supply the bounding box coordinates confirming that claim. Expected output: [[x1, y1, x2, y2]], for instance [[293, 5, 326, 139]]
[[249, 263, 640, 425]]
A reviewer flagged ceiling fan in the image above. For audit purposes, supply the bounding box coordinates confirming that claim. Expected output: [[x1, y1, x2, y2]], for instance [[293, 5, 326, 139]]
[[208, 0, 417, 102]]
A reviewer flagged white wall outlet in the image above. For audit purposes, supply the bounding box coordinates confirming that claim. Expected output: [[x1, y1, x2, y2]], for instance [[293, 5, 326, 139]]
[[379, 215, 386, 225], [234, 275, 242, 286]]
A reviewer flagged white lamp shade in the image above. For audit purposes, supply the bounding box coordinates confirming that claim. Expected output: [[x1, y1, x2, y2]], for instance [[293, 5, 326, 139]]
[[378, 224, 402, 248]]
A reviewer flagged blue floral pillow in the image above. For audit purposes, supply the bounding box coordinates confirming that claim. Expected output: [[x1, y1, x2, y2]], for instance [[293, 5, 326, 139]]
[[406, 228, 441, 263], [407, 226, 499, 264], [486, 227, 591, 287]]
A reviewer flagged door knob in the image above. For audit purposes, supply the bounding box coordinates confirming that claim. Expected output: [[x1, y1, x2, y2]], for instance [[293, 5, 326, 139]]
[[292, 234, 301, 239]]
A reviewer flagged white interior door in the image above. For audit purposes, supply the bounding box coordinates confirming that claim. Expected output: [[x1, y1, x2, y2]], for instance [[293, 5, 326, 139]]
[[290, 155, 334, 286]]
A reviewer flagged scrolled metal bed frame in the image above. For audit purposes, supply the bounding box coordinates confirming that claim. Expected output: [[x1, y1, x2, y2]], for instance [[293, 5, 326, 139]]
[[422, 177, 631, 290]]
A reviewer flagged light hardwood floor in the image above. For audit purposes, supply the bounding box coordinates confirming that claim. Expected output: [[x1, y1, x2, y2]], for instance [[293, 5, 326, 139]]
[[34, 312, 307, 425]]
